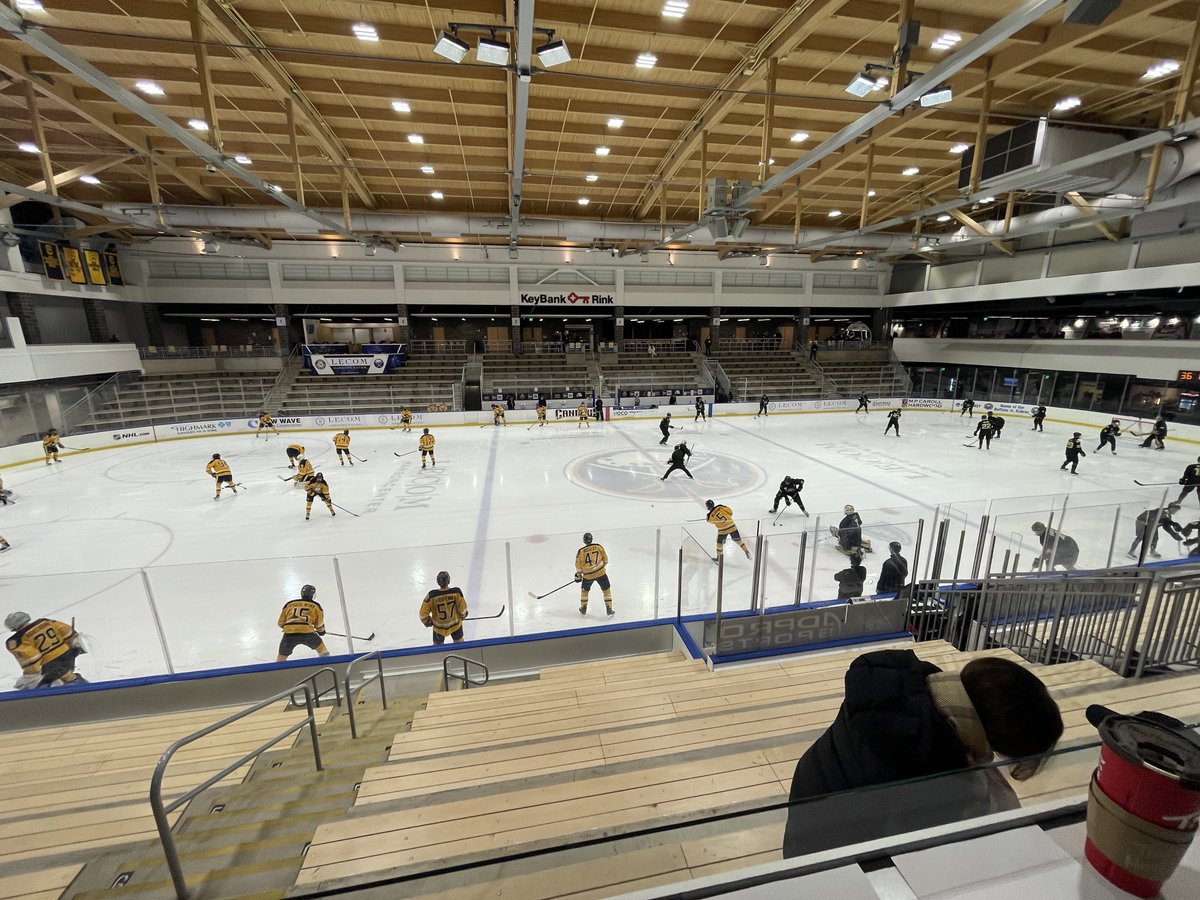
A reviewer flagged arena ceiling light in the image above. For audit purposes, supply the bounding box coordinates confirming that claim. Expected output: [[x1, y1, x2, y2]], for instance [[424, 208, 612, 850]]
[[79, 174, 101, 185], [919, 85, 953, 107], [135, 80, 164, 96], [931, 31, 962, 51], [790, 131, 809, 143], [187, 118, 208, 131], [233, 155, 252, 165], [17, 141, 38, 153], [662, 0, 689, 19], [1053, 96, 1082, 113], [15, 0, 44, 12], [433, 30, 469, 63], [1143, 60, 1179, 80], [407, 134, 424, 144], [476, 36, 510, 66], [844, 71, 877, 97], [949, 142, 970, 154], [635, 52, 658, 69], [352, 22, 379, 42], [391, 100, 411, 113], [535, 39, 571, 67], [902, 166, 920, 176], [585, 173, 599, 182], [420, 164, 435, 174], [607, 117, 624, 129], [430, 190, 444, 200]]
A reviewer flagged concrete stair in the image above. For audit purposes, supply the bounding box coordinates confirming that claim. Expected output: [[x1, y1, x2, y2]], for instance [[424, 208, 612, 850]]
[[61, 673, 440, 900]]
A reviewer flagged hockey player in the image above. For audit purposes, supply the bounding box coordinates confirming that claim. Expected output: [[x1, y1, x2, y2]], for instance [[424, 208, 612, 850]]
[[1129, 502, 1184, 559], [973, 415, 995, 450], [960, 398, 975, 418], [1060, 433, 1085, 474], [41, 429, 61, 465], [276, 584, 329, 662], [1095, 419, 1121, 455], [757, 395, 769, 417], [576, 402, 590, 428], [491, 403, 507, 426], [418, 428, 435, 468], [694, 396, 706, 422], [1178, 457, 1200, 506], [1140, 417, 1168, 450], [285, 443, 305, 468], [399, 408, 413, 432], [832, 505, 872, 555], [535, 401, 548, 426], [575, 532, 615, 616], [305, 473, 335, 520], [205, 453, 237, 499], [770, 476, 808, 515], [1031, 522, 1079, 571], [988, 413, 1006, 438], [256, 411, 279, 437], [420, 571, 468, 645], [659, 412, 674, 445], [875, 542, 908, 597], [0, 473, 12, 506], [855, 392, 871, 414], [0, 535, 10, 552], [705, 500, 752, 560], [834, 553, 867, 600], [332, 430, 354, 466], [293, 456, 314, 486], [661, 442, 693, 480], [1031, 405, 1047, 432], [5, 611, 86, 688], [884, 408, 901, 436]]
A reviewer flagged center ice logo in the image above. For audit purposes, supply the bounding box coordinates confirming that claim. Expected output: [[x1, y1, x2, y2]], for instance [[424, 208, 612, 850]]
[[566, 449, 765, 501]]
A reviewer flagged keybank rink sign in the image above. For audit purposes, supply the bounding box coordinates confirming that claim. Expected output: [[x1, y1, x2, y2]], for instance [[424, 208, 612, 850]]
[[518, 291, 615, 304]]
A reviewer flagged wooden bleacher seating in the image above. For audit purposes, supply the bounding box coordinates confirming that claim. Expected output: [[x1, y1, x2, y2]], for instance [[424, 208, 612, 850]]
[[80, 373, 276, 429], [293, 642, 1200, 895]]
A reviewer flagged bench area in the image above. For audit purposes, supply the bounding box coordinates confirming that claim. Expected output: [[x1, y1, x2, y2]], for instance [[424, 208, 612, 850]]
[[0, 701, 308, 899], [80, 373, 274, 429], [292, 642, 1200, 896]]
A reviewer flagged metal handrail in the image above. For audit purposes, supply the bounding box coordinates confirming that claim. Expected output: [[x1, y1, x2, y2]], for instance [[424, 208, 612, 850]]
[[288, 665, 342, 710], [443, 654, 489, 691], [149, 680, 325, 899], [343, 650, 387, 739]]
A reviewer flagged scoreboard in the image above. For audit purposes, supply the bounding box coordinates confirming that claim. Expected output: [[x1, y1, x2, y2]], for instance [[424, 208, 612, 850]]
[[1179, 371, 1200, 384]]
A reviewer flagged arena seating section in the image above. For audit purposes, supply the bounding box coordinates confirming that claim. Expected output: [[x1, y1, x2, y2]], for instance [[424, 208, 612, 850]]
[[599, 351, 707, 396], [715, 349, 824, 400], [80, 373, 275, 429], [481, 352, 592, 396], [284, 353, 464, 414], [817, 349, 910, 397]]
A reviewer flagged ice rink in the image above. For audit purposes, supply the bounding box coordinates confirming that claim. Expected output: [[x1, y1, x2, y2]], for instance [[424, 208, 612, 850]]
[[1, 406, 1196, 687]]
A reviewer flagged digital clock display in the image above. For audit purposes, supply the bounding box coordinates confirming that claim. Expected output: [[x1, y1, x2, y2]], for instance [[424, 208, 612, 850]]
[[1180, 371, 1200, 383]]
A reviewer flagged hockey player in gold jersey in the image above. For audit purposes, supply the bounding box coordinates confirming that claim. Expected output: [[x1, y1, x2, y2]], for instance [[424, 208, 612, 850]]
[[5, 611, 87, 688], [285, 443, 305, 468], [256, 411, 279, 437], [305, 473, 335, 520], [293, 456, 314, 486], [575, 533, 614, 616], [276, 584, 329, 661], [705, 500, 752, 560], [418, 428, 435, 468], [400, 408, 413, 432], [332, 430, 354, 466], [492, 404, 507, 426], [576, 403, 590, 428], [420, 571, 468, 644], [205, 453, 237, 499], [42, 429, 61, 465], [536, 402, 547, 426]]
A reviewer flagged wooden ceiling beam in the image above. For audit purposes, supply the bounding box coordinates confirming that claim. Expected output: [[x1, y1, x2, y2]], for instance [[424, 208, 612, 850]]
[[1064, 191, 1120, 241], [946, 208, 1014, 256], [188, 0, 222, 153], [0, 153, 132, 208]]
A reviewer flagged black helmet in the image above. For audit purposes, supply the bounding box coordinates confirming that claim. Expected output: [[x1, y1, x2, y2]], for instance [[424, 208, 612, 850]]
[[1073, 432, 1081, 437], [583, 532, 593, 544], [705, 500, 715, 511], [300, 584, 316, 601], [343, 429, 349, 435], [665, 412, 671, 418], [212, 453, 221, 460], [423, 427, 430, 434], [436, 571, 450, 588]]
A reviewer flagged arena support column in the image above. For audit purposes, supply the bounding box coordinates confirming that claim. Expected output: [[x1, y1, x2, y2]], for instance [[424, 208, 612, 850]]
[[8, 293, 41, 344], [613, 306, 624, 350], [273, 303, 302, 352], [83, 298, 111, 342], [873, 308, 892, 344], [709, 306, 721, 351], [395, 303, 410, 344], [142, 302, 165, 347]]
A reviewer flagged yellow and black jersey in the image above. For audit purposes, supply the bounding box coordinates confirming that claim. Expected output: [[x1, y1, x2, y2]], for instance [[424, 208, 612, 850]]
[[536, 405, 547, 419], [419, 434, 435, 452], [286, 443, 305, 457], [332, 432, 350, 449], [306, 480, 331, 500], [6, 618, 75, 675], [42, 435, 58, 451], [258, 414, 274, 426], [706, 504, 738, 535], [278, 599, 325, 635], [1182, 463, 1200, 485], [400, 409, 413, 422], [576, 405, 589, 418], [492, 405, 505, 417], [294, 459, 314, 480], [206, 458, 231, 478], [420, 587, 468, 636], [575, 543, 609, 579], [1065, 438, 1084, 454]]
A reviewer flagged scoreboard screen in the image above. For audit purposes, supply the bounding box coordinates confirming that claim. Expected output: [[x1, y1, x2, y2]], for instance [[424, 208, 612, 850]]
[[1179, 370, 1200, 383]]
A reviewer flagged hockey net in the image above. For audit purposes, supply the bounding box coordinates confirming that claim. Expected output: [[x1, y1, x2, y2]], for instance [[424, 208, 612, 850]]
[[1115, 416, 1150, 437]]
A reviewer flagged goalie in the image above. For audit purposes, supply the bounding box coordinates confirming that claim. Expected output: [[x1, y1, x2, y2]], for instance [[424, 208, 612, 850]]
[[830, 504, 873, 555], [5, 611, 88, 689]]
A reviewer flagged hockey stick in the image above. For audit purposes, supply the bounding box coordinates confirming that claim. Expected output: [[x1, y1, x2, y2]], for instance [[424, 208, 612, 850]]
[[350, 453, 368, 462], [277, 475, 295, 482], [471, 605, 507, 620], [528, 580, 575, 600], [331, 502, 360, 517], [771, 506, 787, 526], [393, 450, 419, 458], [324, 630, 375, 641], [1134, 480, 1178, 486]]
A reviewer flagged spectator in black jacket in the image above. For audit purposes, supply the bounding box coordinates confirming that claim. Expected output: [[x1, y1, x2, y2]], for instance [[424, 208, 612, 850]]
[[834, 553, 866, 600], [782, 650, 1062, 859], [875, 542, 908, 595]]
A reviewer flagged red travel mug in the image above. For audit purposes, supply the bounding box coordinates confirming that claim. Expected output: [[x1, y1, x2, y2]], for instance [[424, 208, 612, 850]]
[[1084, 709, 1200, 898]]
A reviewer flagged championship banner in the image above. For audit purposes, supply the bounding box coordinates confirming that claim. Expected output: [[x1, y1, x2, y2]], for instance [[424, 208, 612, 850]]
[[103, 251, 124, 286], [38, 241, 64, 280], [307, 352, 394, 375], [82, 249, 107, 285], [60, 246, 87, 284]]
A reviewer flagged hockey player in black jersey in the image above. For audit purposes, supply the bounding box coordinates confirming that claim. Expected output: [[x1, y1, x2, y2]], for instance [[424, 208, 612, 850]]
[[973, 415, 995, 450], [694, 396, 706, 422], [1140, 417, 1168, 450], [1095, 419, 1121, 455], [1060, 433, 1085, 474], [884, 408, 901, 436], [1031, 405, 1047, 431], [855, 392, 870, 413], [1178, 457, 1200, 506], [769, 476, 808, 515], [661, 442, 693, 480]]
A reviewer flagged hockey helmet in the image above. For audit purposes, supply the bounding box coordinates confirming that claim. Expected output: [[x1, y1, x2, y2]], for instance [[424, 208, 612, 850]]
[[343, 429, 350, 435], [314, 472, 324, 480], [705, 500, 715, 511], [4, 611, 31, 631], [583, 532, 593, 544], [665, 412, 671, 418], [423, 427, 430, 434], [843, 504, 855, 514], [1168, 502, 1182, 511], [1073, 432, 1081, 437], [300, 584, 317, 601], [436, 571, 451, 588], [212, 453, 221, 460]]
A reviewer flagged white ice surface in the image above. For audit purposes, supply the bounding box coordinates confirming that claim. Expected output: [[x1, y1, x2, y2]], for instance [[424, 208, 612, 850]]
[[0, 409, 1194, 686]]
